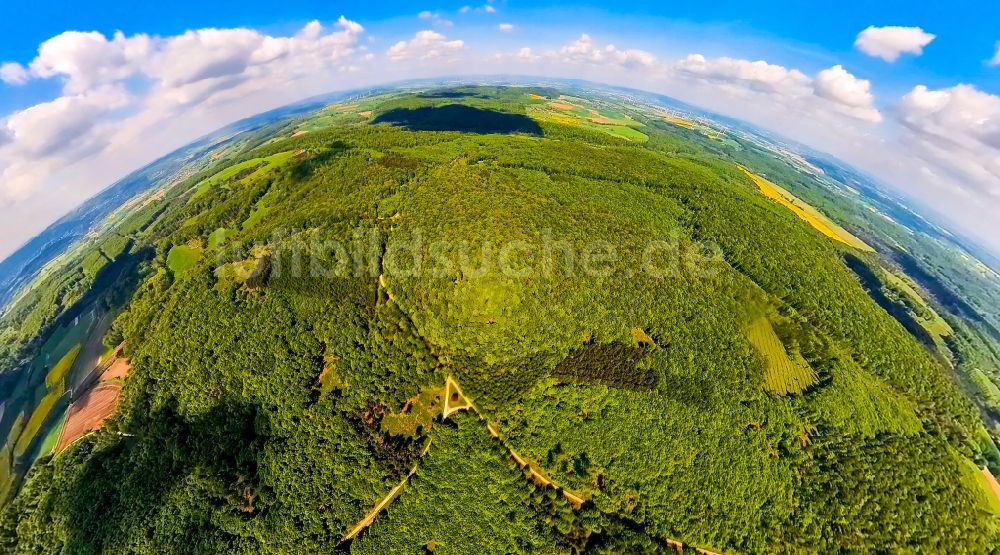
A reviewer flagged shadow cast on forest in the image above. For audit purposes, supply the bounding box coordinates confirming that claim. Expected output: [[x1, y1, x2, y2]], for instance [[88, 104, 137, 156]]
[[57, 400, 266, 553], [843, 253, 937, 348], [372, 105, 543, 136]]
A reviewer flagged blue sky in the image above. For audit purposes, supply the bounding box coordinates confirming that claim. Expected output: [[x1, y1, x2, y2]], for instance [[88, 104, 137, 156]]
[[0, 1, 999, 259], [3, 1, 998, 102]]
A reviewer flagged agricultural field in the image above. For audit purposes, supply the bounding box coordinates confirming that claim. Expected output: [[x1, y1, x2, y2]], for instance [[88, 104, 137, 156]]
[[0, 307, 92, 470], [44, 345, 79, 389], [35, 410, 67, 461], [0, 442, 13, 499], [66, 310, 115, 392], [292, 103, 380, 133], [527, 94, 649, 142], [25, 308, 96, 382], [662, 113, 739, 146], [13, 385, 64, 458], [663, 114, 697, 129], [738, 165, 874, 251], [0, 299, 121, 502], [1, 415, 24, 478], [980, 466, 1000, 513], [100, 358, 131, 381], [54, 381, 123, 453]]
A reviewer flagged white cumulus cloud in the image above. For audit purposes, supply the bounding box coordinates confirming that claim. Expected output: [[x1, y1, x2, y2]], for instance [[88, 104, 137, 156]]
[[463, 4, 496, 14], [0, 16, 368, 253], [498, 23, 515, 32], [26, 30, 152, 94], [4, 85, 130, 158], [855, 26, 936, 62], [559, 34, 656, 68], [896, 84, 1000, 199], [152, 28, 276, 88], [672, 55, 881, 122], [516, 47, 537, 61], [0, 62, 29, 85], [1, 85, 131, 202], [813, 65, 881, 122], [674, 54, 810, 93], [387, 30, 464, 61]]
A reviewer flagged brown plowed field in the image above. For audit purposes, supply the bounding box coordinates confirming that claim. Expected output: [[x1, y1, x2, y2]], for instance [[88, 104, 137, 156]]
[[55, 381, 122, 452], [100, 358, 131, 380]]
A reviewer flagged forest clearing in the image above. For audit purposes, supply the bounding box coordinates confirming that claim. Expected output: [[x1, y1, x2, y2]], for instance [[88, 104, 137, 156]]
[[747, 316, 818, 395], [166, 243, 203, 274], [381, 386, 443, 436], [344, 376, 589, 543]]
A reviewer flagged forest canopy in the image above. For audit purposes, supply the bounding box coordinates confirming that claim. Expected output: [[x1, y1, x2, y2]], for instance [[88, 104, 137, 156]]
[[1, 84, 999, 554]]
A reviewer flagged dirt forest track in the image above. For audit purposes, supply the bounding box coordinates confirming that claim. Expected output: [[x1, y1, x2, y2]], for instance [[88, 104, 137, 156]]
[[341, 440, 433, 543], [340, 376, 582, 544], [341, 376, 721, 554], [54, 381, 123, 452], [442, 375, 587, 508]]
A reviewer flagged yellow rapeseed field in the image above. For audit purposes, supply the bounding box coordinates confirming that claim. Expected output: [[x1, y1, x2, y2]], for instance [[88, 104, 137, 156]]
[[738, 166, 874, 251]]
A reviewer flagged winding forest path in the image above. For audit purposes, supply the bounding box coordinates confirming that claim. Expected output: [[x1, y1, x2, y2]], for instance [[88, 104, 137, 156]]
[[340, 375, 721, 554], [341, 440, 432, 543], [440, 375, 587, 508], [340, 468, 414, 542]]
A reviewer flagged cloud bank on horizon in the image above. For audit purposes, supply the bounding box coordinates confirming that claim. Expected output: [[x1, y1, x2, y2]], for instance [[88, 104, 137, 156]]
[[0, 9, 999, 260]]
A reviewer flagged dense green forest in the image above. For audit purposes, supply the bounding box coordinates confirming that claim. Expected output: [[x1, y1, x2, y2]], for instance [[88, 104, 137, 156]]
[[2, 85, 1000, 553]]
